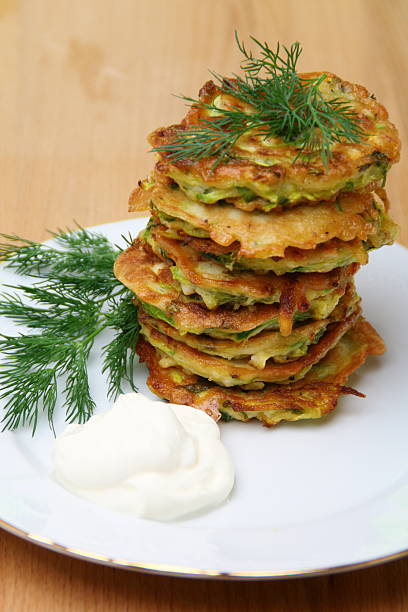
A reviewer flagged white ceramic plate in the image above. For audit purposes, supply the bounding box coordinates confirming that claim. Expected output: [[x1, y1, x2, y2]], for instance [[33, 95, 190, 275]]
[[1, 219, 408, 580]]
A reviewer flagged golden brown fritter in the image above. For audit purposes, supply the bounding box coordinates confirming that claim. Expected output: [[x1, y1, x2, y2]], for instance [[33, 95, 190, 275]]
[[132, 179, 392, 259], [146, 199, 398, 274], [114, 239, 352, 337], [137, 285, 358, 368], [149, 75, 400, 209], [136, 317, 385, 426], [139, 305, 360, 387], [145, 224, 358, 320]]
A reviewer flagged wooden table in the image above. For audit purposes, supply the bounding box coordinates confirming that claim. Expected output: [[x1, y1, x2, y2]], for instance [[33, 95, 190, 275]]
[[1, 0, 407, 609]]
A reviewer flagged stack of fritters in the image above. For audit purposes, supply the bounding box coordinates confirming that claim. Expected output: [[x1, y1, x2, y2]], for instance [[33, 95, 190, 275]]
[[115, 72, 400, 426]]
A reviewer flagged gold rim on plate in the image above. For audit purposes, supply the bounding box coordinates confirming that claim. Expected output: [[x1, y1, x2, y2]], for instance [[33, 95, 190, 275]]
[[1, 516, 407, 580]]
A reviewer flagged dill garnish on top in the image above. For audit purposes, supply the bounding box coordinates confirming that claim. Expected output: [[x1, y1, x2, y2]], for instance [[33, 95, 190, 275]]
[[152, 33, 365, 169]]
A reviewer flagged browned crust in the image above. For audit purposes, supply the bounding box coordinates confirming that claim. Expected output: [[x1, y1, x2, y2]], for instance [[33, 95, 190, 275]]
[[137, 179, 385, 259], [150, 224, 357, 296], [148, 226, 357, 335], [136, 317, 385, 426], [114, 240, 285, 333], [308, 318, 386, 384], [128, 182, 152, 212], [157, 222, 367, 266], [137, 336, 347, 422], [149, 73, 400, 201], [140, 282, 356, 363], [114, 239, 180, 304], [139, 306, 360, 385], [114, 239, 351, 336]]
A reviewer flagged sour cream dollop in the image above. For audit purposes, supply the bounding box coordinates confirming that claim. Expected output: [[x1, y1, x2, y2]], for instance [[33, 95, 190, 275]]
[[53, 393, 234, 521]]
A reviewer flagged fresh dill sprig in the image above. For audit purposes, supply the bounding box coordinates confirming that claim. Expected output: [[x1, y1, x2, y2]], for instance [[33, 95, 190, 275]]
[[0, 226, 119, 280], [0, 228, 140, 434], [0, 334, 95, 432], [152, 33, 364, 168], [102, 295, 141, 400]]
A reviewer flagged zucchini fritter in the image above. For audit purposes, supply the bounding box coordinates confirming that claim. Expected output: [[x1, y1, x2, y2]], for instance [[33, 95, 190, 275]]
[[149, 75, 400, 209], [144, 224, 358, 315], [136, 317, 385, 426], [131, 179, 394, 259], [137, 285, 358, 368], [139, 305, 360, 387], [146, 210, 397, 274], [114, 239, 351, 337]]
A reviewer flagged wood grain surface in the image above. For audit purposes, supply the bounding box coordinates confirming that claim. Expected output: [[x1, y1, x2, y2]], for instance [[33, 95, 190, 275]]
[[0, 0, 407, 609]]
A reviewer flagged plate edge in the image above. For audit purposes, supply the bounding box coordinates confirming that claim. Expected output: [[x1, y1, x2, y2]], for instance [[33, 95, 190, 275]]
[[1, 517, 407, 581]]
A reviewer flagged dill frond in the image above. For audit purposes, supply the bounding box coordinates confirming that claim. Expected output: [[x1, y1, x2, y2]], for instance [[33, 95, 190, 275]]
[[152, 34, 364, 169], [0, 228, 140, 434], [102, 295, 140, 400]]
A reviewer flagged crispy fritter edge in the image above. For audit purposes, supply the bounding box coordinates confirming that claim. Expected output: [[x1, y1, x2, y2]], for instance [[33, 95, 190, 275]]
[[136, 317, 385, 426]]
